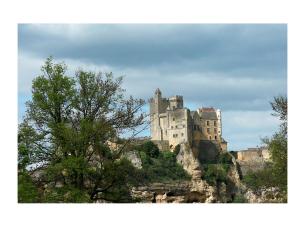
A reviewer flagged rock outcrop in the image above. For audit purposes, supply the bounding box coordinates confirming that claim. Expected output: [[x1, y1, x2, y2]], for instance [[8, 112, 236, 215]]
[[123, 150, 142, 169], [244, 187, 285, 203], [130, 142, 244, 203], [131, 181, 192, 203], [176, 143, 202, 179]]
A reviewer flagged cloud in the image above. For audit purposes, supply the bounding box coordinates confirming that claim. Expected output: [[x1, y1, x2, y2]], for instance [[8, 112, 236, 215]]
[[222, 110, 281, 150], [18, 24, 287, 150]]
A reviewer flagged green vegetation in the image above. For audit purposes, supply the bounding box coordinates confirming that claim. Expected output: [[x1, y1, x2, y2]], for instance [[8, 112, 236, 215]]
[[232, 193, 248, 203], [18, 58, 190, 203], [18, 57, 146, 203], [18, 172, 40, 203], [202, 164, 229, 186], [241, 96, 287, 201], [201, 152, 233, 186], [137, 141, 191, 182]]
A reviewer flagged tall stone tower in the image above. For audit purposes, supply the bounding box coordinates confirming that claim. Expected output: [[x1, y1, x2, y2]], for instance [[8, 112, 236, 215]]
[[150, 88, 165, 140]]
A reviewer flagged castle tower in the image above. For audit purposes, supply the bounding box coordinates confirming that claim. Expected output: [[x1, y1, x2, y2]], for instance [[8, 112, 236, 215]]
[[150, 88, 164, 140]]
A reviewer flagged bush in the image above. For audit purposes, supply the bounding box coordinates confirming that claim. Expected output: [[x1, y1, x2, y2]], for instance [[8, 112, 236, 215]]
[[202, 164, 229, 186], [242, 167, 275, 191], [174, 144, 181, 156], [43, 186, 91, 203], [232, 193, 248, 203], [18, 172, 40, 203], [139, 149, 191, 182], [218, 152, 233, 164], [140, 141, 160, 158]]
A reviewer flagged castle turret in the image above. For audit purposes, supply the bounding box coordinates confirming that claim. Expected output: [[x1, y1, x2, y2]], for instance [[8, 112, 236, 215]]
[[150, 88, 165, 140]]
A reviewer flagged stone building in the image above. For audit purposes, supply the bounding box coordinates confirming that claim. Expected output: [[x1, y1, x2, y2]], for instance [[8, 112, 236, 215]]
[[149, 88, 227, 152]]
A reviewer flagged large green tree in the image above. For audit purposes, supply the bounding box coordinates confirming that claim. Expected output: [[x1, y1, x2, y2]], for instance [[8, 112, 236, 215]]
[[18, 57, 146, 202]]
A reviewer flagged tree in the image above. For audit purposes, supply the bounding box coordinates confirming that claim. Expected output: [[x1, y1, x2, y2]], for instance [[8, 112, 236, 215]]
[[18, 57, 146, 202], [140, 141, 160, 158], [264, 96, 287, 192], [242, 96, 287, 201]]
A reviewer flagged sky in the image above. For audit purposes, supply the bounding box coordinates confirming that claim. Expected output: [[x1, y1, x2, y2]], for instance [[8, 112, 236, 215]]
[[18, 24, 287, 150]]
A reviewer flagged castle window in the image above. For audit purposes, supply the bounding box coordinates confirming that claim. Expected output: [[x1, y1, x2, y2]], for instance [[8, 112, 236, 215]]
[[181, 133, 184, 137], [173, 117, 175, 121], [207, 121, 210, 126], [214, 128, 217, 134], [183, 125, 185, 128], [171, 126, 173, 129], [173, 134, 178, 138], [175, 125, 178, 128], [207, 128, 210, 134], [194, 125, 197, 130], [209, 136, 212, 140], [215, 136, 217, 140], [214, 121, 217, 126]]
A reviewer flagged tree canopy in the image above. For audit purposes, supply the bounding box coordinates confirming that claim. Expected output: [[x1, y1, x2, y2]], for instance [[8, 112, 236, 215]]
[[18, 57, 147, 202]]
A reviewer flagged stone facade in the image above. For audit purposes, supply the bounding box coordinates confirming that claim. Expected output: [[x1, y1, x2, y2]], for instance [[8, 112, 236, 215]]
[[235, 147, 270, 176], [149, 88, 227, 151]]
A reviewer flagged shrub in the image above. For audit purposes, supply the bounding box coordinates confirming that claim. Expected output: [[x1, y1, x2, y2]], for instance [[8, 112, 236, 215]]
[[218, 152, 233, 164], [232, 193, 248, 203], [140, 141, 160, 158], [174, 144, 181, 156], [18, 172, 40, 203], [139, 149, 190, 182], [202, 164, 228, 186], [242, 167, 275, 191]]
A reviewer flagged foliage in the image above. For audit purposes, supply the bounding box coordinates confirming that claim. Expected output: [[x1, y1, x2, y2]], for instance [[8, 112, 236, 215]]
[[43, 186, 91, 203], [270, 95, 287, 135], [202, 164, 229, 186], [218, 152, 233, 164], [18, 172, 40, 203], [242, 96, 287, 199], [232, 193, 248, 203], [138, 142, 191, 182], [18, 57, 146, 202], [140, 141, 160, 158], [174, 144, 181, 156], [96, 158, 145, 202], [242, 166, 275, 191]]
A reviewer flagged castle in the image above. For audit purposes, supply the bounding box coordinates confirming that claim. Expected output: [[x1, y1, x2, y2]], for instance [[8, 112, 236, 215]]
[[149, 88, 227, 153]]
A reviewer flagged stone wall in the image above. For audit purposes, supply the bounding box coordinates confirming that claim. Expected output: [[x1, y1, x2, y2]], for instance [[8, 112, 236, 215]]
[[236, 148, 270, 162], [235, 148, 270, 176]]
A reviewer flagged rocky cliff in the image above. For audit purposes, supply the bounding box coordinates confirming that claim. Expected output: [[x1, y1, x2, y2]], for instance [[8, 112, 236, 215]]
[[131, 142, 243, 203]]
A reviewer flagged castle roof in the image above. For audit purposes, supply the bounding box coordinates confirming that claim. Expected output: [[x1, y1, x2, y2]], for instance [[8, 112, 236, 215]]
[[199, 107, 215, 112], [199, 111, 218, 120]]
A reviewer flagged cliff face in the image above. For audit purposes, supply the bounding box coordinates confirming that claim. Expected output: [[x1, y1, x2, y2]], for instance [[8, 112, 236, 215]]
[[130, 143, 242, 203], [176, 143, 202, 179]]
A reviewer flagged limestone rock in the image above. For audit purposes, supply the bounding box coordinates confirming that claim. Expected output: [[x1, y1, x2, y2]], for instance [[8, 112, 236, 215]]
[[176, 143, 202, 179], [123, 150, 142, 169]]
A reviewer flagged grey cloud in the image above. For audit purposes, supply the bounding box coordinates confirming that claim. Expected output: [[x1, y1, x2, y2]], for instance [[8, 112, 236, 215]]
[[18, 24, 287, 78]]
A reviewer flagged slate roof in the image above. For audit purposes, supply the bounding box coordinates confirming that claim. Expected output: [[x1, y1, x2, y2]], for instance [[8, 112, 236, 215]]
[[200, 111, 218, 120]]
